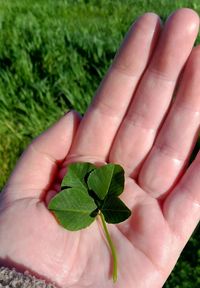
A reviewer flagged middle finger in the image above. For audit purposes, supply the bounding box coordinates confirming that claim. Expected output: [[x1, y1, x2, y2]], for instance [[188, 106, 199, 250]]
[[109, 8, 199, 176]]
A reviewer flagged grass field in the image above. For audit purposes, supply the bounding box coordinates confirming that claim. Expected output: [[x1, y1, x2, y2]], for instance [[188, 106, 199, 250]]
[[0, 0, 199, 286]]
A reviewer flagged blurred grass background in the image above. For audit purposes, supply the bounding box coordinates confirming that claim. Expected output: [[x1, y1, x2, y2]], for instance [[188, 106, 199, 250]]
[[0, 0, 199, 286]]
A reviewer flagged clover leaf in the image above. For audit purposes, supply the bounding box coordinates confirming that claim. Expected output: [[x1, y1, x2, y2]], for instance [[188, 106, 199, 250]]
[[61, 162, 95, 191], [48, 187, 97, 230], [87, 163, 124, 199], [101, 196, 131, 224], [48, 162, 132, 283]]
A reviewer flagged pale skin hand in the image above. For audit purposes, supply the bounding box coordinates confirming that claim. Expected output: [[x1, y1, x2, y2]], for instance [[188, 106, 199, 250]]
[[0, 8, 200, 288]]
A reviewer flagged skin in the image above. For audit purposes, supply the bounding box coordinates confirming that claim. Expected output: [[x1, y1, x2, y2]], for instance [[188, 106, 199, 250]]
[[0, 8, 200, 288]]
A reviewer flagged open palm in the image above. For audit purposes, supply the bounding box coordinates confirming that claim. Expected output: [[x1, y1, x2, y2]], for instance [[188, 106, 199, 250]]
[[0, 9, 200, 288]]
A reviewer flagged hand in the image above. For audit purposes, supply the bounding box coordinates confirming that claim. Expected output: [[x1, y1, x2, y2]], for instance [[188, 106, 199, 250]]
[[0, 8, 200, 288]]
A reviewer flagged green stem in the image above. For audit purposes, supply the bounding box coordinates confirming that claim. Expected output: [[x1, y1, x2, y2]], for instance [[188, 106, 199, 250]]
[[99, 211, 118, 283]]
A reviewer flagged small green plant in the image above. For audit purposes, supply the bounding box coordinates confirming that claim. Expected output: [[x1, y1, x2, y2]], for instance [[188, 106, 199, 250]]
[[48, 162, 131, 283]]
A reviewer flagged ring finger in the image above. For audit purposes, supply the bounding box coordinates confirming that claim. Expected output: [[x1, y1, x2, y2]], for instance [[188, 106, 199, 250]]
[[138, 46, 200, 198]]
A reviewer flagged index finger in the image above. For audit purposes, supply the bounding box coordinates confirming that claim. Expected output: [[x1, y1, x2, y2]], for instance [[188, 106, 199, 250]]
[[67, 13, 161, 163]]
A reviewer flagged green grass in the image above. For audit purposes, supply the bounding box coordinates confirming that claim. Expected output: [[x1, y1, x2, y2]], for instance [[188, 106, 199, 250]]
[[0, 0, 199, 286]]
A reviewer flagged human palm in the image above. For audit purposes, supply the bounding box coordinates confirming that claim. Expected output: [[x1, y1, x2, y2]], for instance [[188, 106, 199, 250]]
[[0, 9, 200, 288]]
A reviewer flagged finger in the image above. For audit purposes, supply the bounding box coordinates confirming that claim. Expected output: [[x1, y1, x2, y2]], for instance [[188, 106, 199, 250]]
[[2, 111, 81, 202], [109, 8, 199, 176], [138, 46, 200, 198], [66, 13, 161, 163], [163, 151, 200, 247]]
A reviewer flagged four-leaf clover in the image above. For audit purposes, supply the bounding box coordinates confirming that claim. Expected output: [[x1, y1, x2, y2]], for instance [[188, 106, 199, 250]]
[[48, 162, 132, 282]]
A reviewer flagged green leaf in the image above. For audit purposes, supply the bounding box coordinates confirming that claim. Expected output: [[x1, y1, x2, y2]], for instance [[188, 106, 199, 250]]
[[101, 196, 131, 224], [87, 163, 124, 200], [48, 188, 97, 231], [106, 164, 125, 197], [61, 162, 96, 191]]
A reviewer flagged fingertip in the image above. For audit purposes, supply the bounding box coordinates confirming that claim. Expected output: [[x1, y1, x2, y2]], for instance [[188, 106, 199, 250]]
[[140, 12, 161, 22], [174, 7, 199, 20], [136, 11, 160, 21], [134, 12, 162, 33], [167, 8, 199, 35], [64, 109, 82, 126]]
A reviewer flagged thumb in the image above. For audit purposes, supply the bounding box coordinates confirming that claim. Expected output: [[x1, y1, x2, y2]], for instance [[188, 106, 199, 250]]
[[2, 111, 81, 202]]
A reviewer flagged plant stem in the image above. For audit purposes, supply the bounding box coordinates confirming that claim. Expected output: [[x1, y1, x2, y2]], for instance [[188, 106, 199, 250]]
[[99, 211, 118, 283]]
